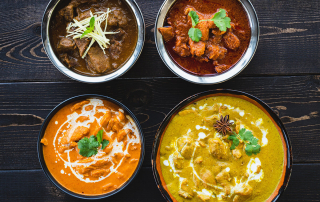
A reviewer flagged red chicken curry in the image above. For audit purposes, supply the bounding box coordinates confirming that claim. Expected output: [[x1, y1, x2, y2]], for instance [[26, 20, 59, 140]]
[[158, 0, 251, 75]]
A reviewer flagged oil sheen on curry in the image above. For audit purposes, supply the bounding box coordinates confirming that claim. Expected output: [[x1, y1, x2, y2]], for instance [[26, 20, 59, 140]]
[[158, 96, 284, 202], [50, 0, 138, 76], [158, 0, 251, 75], [41, 99, 141, 195]]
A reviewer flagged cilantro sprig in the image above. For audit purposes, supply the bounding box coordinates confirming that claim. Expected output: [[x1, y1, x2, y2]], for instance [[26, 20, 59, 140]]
[[77, 129, 109, 157], [80, 17, 95, 39], [188, 9, 231, 42], [228, 128, 261, 156]]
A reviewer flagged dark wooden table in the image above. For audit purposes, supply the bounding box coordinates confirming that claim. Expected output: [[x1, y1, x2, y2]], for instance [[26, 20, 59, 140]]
[[0, 0, 319, 201]]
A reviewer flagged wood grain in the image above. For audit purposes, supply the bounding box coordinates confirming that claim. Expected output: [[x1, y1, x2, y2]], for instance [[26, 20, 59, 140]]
[[0, 0, 319, 81], [0, 76, 319, 169], [0, 165, 319, 201]]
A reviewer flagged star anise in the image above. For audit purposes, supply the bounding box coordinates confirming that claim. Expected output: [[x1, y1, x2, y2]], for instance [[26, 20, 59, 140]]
[[213, 115, 233, 136]]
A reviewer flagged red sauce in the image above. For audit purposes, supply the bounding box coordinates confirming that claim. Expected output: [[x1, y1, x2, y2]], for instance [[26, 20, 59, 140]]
[[163, 0, 251, 75]]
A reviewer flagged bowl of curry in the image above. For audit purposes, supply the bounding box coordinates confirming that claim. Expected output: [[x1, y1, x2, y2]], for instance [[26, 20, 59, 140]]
[[155, 0, 259, 84], [152, 90, 292, 202], [42, 0, 144, 83], [37, 94, 145, 199]]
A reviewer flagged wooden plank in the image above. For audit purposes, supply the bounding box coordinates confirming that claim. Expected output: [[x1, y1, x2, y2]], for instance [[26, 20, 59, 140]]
[[0, 76, 319, 169], [0, 0, 319, 81], [0, 165, 319, 201]]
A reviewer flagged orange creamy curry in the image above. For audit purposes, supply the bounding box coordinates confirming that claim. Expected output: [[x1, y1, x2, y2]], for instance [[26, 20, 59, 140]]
[[41, 98, 141, 195]]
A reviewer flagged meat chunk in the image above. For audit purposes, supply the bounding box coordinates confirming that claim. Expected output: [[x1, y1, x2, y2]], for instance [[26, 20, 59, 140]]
[[205, 44, 227, 60], [60, 54, 79, 68], [194, 156, 203, 164], [59, 5, 74, 22], [198, 194, 211, 201], [117, 129, 132, 141], [232, 149, 242, 159], [70, 126, 89, 142], [70, 0, 98, 7], [177, 137, 194, 159], [178, 179, 194, 199], [75, 8, 94, 21], [189, 38, 206, 57], [86, 46, 111, 73], [223, 32, 240, 50], [208, 138, 227, 159], [195, 21, 210, 41], [57, 37, 75, 52], [74, 38, 90, 57], [216, 169, 231, 183], [41, 138, 48, 146], [100, 110, 112, 127], [234, 183, 253, 196], [91, 169, 109, 177], [200, 168, 216, 186], [215, 64, 230, 73], [71, 100, 90, 112], [173, 36, 190, 57], [108, 9, 128, 27], [158, 27, 175, 42], [172, 152, 184, 169]]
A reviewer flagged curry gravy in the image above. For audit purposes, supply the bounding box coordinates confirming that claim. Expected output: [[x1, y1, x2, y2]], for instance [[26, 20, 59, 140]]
[[159, 96, 284, 202], [41, 99, 141, 195]]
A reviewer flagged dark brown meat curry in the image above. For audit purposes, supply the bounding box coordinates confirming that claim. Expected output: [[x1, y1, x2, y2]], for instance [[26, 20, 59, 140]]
[[158, 0, 251, 75], [50, 0, 138, 76]]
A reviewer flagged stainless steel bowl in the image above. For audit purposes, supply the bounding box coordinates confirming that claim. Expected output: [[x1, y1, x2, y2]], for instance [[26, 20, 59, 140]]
[[155, 0, 259, 85], [42, 0, 145, 83]]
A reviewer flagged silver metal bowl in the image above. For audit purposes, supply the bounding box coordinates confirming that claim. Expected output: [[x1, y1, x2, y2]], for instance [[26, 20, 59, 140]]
[[155, 0, 259, 85], [42, 0, 145, 83]]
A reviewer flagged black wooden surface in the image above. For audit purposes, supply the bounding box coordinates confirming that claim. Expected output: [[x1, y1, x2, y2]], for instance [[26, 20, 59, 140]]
[[0, 0, 319, 201]]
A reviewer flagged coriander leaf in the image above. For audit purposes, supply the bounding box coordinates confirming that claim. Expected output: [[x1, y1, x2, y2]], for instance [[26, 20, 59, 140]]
[[228, 135, 239, 150], [78, 135, 99, 157], [189, 11, 199, 27], [245, 144, 253, 156], [251, 144, 261, 155], [188, 28, 202, 42], [89, 17, 95, 29], [96, 129, 103, 144], [239, 128, 253, 141], [101, 139, 109, 150], [211, 9, 231, 32]]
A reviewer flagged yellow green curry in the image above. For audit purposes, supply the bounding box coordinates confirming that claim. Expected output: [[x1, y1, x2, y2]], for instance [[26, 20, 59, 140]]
[[159, 96, 284, 202]]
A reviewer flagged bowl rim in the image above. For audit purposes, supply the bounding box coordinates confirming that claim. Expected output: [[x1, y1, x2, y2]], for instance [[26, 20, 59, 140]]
[[41, 0, 145, 83], [151, 89, 292, 202], [154, 0, 260, 85], [37, 94, 145, 200]]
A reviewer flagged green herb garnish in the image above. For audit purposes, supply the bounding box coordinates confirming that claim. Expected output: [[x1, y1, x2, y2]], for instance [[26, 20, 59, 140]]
[[77, 129, 109, 157], [228, 128, 261, 156], [80, 17, 95, 39], [188, 9, 231, 42]]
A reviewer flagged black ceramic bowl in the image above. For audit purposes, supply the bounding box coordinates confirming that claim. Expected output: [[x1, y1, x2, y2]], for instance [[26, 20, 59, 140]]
[[151, 89, 292, 202], [37, 94, 145, 199]]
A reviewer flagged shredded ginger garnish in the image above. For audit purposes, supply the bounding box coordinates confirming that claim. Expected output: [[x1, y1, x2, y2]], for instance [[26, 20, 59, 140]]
[[66, 9, 119, 59]]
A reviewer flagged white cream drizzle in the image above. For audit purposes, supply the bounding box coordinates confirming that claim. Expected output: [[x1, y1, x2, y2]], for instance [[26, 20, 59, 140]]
[[53, 99, 140, 183]]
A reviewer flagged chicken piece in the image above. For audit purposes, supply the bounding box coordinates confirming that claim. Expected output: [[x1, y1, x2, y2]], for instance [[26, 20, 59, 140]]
[[178, 179, 194, 199], [102, 183, 113, 191], [158, 27, 175, 42], [70, 126, 89, 142], [235, 118, 241, 134], [194, 156, 203, 164], [215, 64, 230, 73], [57, 37, 75, 52], [91, 169, 109, 178], [172, 152, 184, 169], [232, 149, 242, 159], [41, 138, 48, 146], [212, 29, 226, 36], [71, 100, 90, 112], [184, 7, 194, 15], [74, 38, 90, 57], [117, 111, 126, 122], [85, 105, 93, 111], [205, 44, 227, 60], [107, 10, 128, 27], [177, 137, 195, 159], [195, 21, 210, 41], [173, 36, 190, 57], [234, 183, 253, 196], [200, 168, 216, 186], [100, 110, 112, 127], [189, 38, 206, 57], [117, 129, 132, 141], [198, 194, 211, 201], [75, 8, 94, 21], [216, 169, 231, 183], [223, 32, 240, 50], [233, 195, 240, 202], [193, 172, 200, 187], [76, 116, 89, 123], [111, 119, 124, 133], [87, 46, 112, 74], [208, 138, 227, 159], [103, 142, 113, 154], [106, 118, 115, 131]]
